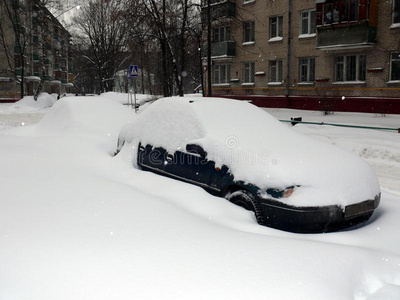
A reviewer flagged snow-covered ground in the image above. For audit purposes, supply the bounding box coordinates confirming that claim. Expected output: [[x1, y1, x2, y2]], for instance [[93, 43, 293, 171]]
[[0, 94, 400, 300]]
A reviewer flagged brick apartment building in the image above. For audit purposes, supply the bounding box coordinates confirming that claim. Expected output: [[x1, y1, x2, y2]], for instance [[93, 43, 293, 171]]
[[0, 0, 75, 102], [202, 0, 400, 113]]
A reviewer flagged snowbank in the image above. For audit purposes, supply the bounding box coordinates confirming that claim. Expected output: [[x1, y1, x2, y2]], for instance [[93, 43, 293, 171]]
[[4, 93, 58, 113], [100, 91, 155, 105], [7, 96, 135, 154], [0, 95, 399, 299]]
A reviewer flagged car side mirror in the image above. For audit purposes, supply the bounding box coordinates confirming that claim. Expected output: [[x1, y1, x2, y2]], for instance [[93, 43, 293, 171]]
[[186, 144, 207, 158]]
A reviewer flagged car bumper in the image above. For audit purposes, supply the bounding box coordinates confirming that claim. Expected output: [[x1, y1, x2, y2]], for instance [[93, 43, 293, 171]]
[[258, 193, 381, 233]]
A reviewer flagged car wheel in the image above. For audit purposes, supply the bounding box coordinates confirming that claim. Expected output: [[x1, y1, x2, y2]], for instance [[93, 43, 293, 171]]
[[227, 190, 265, 225]]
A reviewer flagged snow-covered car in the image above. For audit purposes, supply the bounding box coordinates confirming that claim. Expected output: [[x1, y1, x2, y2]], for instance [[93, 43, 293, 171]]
[[116, 97, 381, 233]]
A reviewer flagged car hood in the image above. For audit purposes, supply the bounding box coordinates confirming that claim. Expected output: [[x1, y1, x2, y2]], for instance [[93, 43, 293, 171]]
[[188, 99, 380, 208]]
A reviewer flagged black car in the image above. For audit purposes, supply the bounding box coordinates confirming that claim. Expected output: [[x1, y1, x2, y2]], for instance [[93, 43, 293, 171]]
[[116, 97, 381, 233]]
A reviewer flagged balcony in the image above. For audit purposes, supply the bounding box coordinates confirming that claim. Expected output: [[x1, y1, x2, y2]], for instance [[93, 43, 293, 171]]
[[317, 22, 377, 49], [33, 35, 42, 44], [14, 46, 22, 54], [33, 54, 42, 61], [203, 40, 236, 58], [15, 69, 27, 76], [201, 1, 236, 22], [12, 0, 25, 10]]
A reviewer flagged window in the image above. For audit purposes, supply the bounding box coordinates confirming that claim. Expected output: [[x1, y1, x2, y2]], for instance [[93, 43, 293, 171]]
[[213, 64, 230, 84], [324, 0, 359, 25], [301, 10, 316, 35], [243, 21, 255, 43], [243, 62, 255, 83], [214, 27, 230, 42], [394, 0, 400, 24], [334, 55, 366, 82], [269, 60, 283, 83], [270, 16, 283, 39], [299, 58, 315, 82], [390, 52, 400, 81]]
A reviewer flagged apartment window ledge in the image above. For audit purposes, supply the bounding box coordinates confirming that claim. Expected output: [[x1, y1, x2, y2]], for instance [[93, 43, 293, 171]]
[[268, 82, 283, 86], [387, 80, 400, 84], [332, 81, 366, 85], [268, 36, 283, 43], [243, 0, 256, 5], [241, 82, 255, 86], [390, 23, 400, 29], [297, 82, 315, 86], [212, 83, 231, 87], [298, 33, 316, 39], [242, 41, 255, 46]]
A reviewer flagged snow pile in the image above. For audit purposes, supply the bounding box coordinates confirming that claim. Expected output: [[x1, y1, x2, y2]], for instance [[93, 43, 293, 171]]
[[0, 95, 399, 299], [8, 96, 135, 154], [100, 91, 155, 105], [121, 97, 380, 207], [5, 93, 58, 113]]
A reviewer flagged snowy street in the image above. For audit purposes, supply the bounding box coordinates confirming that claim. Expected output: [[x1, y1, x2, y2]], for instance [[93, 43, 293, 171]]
[[0, 94, 400, 300]]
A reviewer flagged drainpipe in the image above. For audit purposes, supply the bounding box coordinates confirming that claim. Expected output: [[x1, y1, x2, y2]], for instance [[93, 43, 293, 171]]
[[285, 0, 293, 100], [207, 0, 212, 97]]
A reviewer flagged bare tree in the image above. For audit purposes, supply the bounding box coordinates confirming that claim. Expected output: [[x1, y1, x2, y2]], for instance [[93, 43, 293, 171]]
[[141, 0, 202, 97], [73, 0, 129, 93]]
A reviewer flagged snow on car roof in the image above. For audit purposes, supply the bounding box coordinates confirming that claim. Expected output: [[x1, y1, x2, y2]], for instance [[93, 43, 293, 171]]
[[123, 97, 380, 207]]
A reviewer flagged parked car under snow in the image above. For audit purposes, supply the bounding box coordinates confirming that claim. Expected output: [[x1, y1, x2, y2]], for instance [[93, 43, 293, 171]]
[[116, 97, 381, 233]]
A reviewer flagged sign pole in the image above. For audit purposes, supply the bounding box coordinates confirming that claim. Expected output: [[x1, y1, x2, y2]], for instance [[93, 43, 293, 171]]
[[128, 65, 139, 113], [133, 76, 137, 113]]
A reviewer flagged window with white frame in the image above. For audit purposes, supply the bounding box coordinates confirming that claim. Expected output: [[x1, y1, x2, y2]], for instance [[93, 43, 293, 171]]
[[390, 52, 400, 81], [269, 60, 283, 83], [214, 27, 230, 42], [299, 58, 315, 82], [213, 64, 230, 84], [394, 0, 400, 24], [243, 21, 255, 43], [334, 55, 366, 82], [300, 10, 316, 35], [243, 62, 255, 83], [270, 16, 283, 39]]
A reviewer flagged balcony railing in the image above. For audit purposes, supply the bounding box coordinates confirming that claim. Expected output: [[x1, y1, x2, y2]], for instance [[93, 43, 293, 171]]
[[317, 22, 377, 49], [203, 40, 236, 58], [201, 1, 236, 22]]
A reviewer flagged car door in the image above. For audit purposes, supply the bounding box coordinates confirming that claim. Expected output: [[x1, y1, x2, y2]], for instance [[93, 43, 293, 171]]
[[164, 144, 232, 194], [138, 143, 168, 174]]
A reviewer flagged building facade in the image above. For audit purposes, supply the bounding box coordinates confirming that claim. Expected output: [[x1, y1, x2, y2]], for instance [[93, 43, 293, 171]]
[[202, 0, 400, 113], [0, 0, 75, 102]]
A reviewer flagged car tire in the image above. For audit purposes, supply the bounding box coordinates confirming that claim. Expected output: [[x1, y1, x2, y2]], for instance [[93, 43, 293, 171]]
[[227, 190, 265, 225]]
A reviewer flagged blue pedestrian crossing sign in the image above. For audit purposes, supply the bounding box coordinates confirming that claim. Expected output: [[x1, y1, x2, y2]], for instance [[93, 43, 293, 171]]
[[128, 65, 139, 77]]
